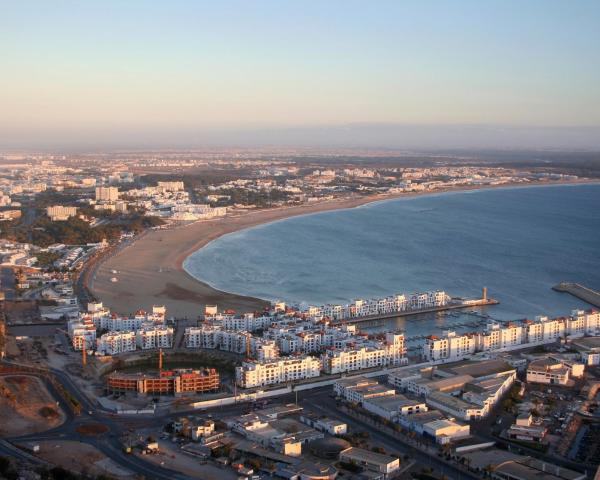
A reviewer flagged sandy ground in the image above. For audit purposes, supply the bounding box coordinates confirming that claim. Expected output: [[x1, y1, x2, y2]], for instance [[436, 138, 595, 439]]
[[34, 440, 134, 478], [90, 180, 598, 319], [0, 375, 65, 437]]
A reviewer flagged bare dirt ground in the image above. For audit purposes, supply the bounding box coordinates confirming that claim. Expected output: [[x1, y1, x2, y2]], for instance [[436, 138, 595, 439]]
[[135, 439, 238, 479], [0, 375, 65, 437], [3, 301, 40, 324], [34, 441, 134, 478]]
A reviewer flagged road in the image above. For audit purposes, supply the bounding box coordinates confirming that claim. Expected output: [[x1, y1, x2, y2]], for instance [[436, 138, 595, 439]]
[[0, 361, 481, 479], [0, 359, 258, 479]]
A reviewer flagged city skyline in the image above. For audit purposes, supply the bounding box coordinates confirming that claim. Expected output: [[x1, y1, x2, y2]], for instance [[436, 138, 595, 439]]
[[1, 0, 600, 149]]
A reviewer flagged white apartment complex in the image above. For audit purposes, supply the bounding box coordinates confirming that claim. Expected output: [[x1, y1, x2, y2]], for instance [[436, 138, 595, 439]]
[[236, 356, 321, 388], [46, 205, 77, 221], [423, 310, 600, 362], [322, 333, 407, 374], [96, 331, 136, 355], [304, 290, 449, 321], [136, 326, 174, 350]]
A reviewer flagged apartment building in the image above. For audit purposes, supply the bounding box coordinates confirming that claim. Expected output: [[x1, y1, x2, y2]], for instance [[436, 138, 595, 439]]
[[322, 333, 406, 374], [157, 181, 185, 192], [95, 186, 119, 202], [222, 314, 274, 332], [136, 326, 174, 350], [423, 331, 477, 362], [304, 290, 449, 321], [480, 323, 523, 350], [68, 319, 96, 350], [96, 331, 136, 355], [422, 310, 599, 362], [235, 356, 321, 388], [46, 205, 77, 221]]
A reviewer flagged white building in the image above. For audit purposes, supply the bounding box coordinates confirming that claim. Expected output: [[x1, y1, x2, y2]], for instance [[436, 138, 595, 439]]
[[235, 356, 321, 388], [136, 326, 174, 350], [333, 376, 395, 404], [96, 331, 136, 355], [322, 333, 406, 374], [526, 356, 584, 386], [68, 319, 96, 351], [363, 394, 428, 421], [157, 181, 185, 192], [480, 323, 523, 351], [46, 205, 77, 221], [423, 331, 478, 362], [422, 419, 470, 444]]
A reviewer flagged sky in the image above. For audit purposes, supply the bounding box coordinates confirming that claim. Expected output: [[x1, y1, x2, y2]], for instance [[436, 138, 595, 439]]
[[1, 0, 599, 150]]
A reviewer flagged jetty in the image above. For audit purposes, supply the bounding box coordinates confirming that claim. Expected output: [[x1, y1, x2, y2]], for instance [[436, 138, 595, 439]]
[[331, 296, 499, 326], [552, 282, 600, 308]]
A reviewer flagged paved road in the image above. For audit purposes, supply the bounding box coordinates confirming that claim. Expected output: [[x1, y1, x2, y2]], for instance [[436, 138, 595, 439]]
[[0, 362, 482, 479], [0, 360, 261, 479]]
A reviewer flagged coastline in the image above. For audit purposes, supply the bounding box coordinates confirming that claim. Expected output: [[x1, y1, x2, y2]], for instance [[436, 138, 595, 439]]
[[89, 179, 598, 319]]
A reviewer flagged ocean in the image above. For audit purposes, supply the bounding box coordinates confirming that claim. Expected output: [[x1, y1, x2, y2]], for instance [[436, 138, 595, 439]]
[[184, 184, 600, 339]]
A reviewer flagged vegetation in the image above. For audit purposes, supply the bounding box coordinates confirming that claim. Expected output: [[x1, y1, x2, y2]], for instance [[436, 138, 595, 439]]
[[1, 212, 164, 247], [35, 251, 62, 268]]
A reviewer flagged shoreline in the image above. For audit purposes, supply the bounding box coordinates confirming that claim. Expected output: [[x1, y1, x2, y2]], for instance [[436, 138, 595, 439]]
[[89, 179, 598, 319]]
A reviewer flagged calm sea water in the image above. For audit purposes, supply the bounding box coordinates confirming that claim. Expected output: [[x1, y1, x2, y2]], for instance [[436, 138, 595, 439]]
[[184, 184, 600, 338]]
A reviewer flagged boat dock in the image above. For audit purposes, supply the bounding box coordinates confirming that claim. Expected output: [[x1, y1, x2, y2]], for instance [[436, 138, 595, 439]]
[[552, 282, 600, 308], [331, 297, 499, 326]]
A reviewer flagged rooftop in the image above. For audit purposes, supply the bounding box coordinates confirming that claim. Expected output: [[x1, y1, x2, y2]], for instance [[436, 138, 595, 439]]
[[439, 359, 514, 378], [339, 447, 399, 466]]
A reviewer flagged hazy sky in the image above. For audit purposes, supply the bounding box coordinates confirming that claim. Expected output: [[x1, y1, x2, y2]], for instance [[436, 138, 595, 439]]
[[1, 0, 599, 149]]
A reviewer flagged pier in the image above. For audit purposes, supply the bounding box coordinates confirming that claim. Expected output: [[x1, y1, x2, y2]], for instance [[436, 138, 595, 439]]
[[553, 282, 600, 308], [330, 296, 499, 326]]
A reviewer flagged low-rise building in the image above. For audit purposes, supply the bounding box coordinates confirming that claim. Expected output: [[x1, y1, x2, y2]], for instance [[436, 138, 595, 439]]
[[300, 413, 347, 435], [363, 393, 428, 421], [333, 376, 395, 404], [423, 418, 471, 444], [339, 447, 400, 478], [526, 356, 584, 386], [507, 413, 548, 443], [571, 336, 600, 366]]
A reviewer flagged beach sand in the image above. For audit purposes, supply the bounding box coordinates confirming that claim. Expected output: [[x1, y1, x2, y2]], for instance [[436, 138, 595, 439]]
[[89, 180, 596, 319], [90, 194, 395, 318]]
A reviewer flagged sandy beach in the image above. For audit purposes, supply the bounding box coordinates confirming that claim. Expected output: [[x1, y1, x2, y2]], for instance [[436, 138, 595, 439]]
[[89, 180, 597, 319], [90, 193, 396, 318]]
